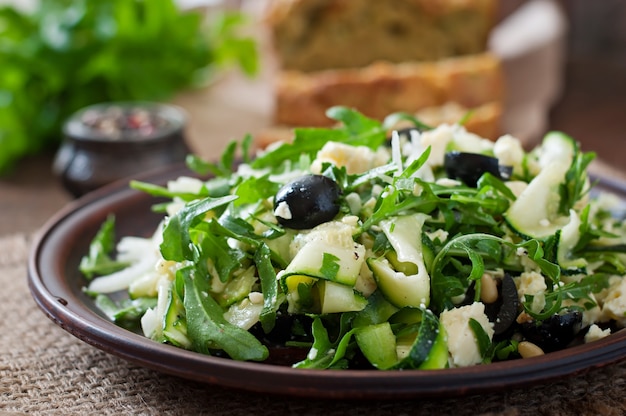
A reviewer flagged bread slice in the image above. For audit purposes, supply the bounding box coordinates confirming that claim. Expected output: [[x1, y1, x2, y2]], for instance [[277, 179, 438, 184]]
[[264, 0, 498, 72], [272, 52, 504, 134]]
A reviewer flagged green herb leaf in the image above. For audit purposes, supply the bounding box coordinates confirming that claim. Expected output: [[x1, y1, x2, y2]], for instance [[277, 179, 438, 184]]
[[160, 194, 237, 261], [254, 243, 279, 333], [320, 252, 341, 281], [79, 215, 130, 279], [468, 317, 491, 361], [94, 294, 157, 330], [181, 266, 268, 361]]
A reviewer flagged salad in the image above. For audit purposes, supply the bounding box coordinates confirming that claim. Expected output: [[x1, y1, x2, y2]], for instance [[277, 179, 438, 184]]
[[81, 107, 626, 370]]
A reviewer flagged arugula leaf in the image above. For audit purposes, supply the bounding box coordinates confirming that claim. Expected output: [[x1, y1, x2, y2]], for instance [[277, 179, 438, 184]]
[[160, 194, 237, 261], [294, 315, 355, 369], [181, 266, 268, 361], [233, 175, 280, 207], [325, 106, 387, 149], [320, 252, 341, 281], [94, 294, 157, 330], [251, 128, 347, 169], [79, 215, 130, 279], [468, 317, 491, 361], [558, 146, 596, 215], [198, 224, 247, 283], [254, 244, 279, 333], [130, 180, 208, 202], [251, 107, 391, 170]]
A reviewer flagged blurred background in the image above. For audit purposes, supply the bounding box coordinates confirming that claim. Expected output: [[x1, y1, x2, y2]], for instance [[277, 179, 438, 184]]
[[550, 0, 626, 168], [1, 0, 625, 235]]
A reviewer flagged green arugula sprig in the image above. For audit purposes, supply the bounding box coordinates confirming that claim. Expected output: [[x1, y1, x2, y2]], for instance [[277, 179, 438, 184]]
[[251, 107, 390, 170], [79, 215, 130, 279]]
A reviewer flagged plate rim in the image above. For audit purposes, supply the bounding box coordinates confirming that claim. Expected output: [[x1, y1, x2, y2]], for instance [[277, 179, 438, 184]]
[[27, 164, 626, 399]]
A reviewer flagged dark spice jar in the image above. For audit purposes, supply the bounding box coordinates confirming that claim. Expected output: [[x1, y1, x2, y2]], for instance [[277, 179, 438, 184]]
[[53, 102, 190, 198]]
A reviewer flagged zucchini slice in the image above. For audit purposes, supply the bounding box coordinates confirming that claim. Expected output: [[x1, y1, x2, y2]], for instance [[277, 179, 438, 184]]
[[368, 214, 431, 308], [505, 161, 570, 239], [317, 280, 367, 314], [536, 131, 577, 169]]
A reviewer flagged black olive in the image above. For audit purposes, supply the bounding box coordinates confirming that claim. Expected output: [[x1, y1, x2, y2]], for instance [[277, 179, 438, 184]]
[[444, 151, 513, 187], [491, 274, 519, 335], [274, 174, 342, 229], [463, 273, 519, 337], [520, 310, 583, 352]]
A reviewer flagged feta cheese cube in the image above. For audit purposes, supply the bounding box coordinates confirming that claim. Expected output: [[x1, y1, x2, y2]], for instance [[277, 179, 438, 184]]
[[440, 302, 494, 367]]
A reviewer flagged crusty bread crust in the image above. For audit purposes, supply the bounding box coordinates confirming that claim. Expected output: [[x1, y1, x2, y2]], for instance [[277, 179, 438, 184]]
[[273, 52, 504, 130]]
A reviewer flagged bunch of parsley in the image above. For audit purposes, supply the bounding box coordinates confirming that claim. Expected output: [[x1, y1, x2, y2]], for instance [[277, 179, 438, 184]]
[[0, 0, 258, 174]]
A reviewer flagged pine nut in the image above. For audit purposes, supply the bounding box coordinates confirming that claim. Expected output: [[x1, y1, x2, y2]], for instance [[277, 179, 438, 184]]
[[518, 341, 545, 358], [480, 273, 499, 304], [516, 311, 533, 324]]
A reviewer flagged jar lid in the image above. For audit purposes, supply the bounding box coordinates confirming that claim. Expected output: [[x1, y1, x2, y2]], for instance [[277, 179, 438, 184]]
[[63, 101, 187, 143]]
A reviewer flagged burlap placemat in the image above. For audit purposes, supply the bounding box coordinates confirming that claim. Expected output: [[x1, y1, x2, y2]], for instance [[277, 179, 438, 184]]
[[2, 233, 626, 416]]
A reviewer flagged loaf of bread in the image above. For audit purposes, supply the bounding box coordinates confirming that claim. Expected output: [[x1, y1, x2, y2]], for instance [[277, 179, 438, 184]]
[[258, 0, 504, 144], [264, 0, 498, 72]]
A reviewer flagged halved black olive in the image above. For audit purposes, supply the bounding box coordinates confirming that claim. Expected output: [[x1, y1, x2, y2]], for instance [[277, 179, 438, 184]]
[[444, 151, 513, 187], [520, 310, 583, 352], [464, 273, 519, 336], [274, 174, 342, 229], [490, 274, 519, 335]]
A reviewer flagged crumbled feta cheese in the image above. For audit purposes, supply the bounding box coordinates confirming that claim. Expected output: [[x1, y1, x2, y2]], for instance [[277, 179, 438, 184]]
[[354, 259, 377, 297], [310, 141, 388, 174], [436, 178, 462, 187], [494, 134, 524, 174], [452, 129, 495, 155], [440, 302, 494, 367], [584, 324, 611, 343], [274, 200, 292, 220], [505, 181, 528, 198], [599, 277, 626, 326], [419, 124, 455, 167], [426, 229, 448, 244], [167, 176, 204, 194], [341, 215, 359, 227], [515, 271, 547, 314]]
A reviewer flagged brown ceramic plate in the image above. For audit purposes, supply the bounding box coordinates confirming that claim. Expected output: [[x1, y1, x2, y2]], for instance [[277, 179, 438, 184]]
[[28, 164, 626, 399]]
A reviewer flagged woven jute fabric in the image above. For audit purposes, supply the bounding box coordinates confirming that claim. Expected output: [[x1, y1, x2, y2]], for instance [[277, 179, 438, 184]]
[[2, 233, 626, 416]]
